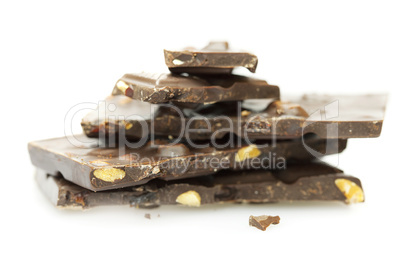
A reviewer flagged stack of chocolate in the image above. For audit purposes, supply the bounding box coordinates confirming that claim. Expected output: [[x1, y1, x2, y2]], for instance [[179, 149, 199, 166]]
[[29, 42, 387, 210]]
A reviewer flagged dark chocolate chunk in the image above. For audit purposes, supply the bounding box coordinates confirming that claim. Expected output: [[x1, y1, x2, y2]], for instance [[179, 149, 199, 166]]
[[82, 94, 386, 140], [249, 215, 280, 231], [111, 73, 279, 104], [34, 162, 364, 209], [164, 41, 258, 74], [28, 134, 346, 191]]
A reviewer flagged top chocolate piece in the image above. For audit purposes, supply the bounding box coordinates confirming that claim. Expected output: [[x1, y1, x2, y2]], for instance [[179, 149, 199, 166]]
[[164, 41, 258, 74], [112, 73, 279, 104]]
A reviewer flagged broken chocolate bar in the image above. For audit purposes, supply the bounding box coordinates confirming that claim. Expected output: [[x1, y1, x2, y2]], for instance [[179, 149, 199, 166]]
[[82, 94, 386, 140], [111, 73, 279, 104], [28, 134, 346, 191], [164, 41, 258, 74], [249, 215, 280, 231], [35, 161, 364, 209]]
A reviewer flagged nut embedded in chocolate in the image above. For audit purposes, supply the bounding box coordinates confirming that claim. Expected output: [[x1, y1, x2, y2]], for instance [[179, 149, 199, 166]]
[[175, 190, 201, 207], [334, 178, 365, 203], [235, 144, 261, 162], [93, 168, 125, 182]]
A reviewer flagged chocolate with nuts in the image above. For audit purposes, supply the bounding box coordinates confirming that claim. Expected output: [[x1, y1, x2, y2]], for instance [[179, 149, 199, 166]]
[[82, 94, 386, 140], [28, 134, 346, 191], [111, 73, 279, 104], [164, 41, 258, 74], [35, 161, 364, 210]]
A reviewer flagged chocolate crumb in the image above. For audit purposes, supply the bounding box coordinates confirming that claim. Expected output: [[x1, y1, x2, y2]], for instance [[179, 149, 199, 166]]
[[249, 215, 280, 231], [144, 213, 151, 219]]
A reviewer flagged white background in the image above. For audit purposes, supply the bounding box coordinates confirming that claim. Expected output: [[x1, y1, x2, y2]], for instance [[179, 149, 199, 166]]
[[1, 1, 401, 267]]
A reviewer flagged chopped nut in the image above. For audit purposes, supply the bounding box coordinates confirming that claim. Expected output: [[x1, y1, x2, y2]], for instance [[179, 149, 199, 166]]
[[93, 168, 126, 182], [241, 110, 251, 117], [151, 166, 160, 174], [176, 190, 201, 207], [172, 59, 185, 65], [249, 215, 280, 231], [335, 178, 364, 203], [74, 195, 86, 207], [125, 122, 133, 130], [235, 144, 261, 162], [116, 80, 129, 92]]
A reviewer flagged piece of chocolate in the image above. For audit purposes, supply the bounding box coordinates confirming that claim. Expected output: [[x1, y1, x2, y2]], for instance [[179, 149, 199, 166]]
[[164, 41, 258, 74], [34, 162, 364, 209], [28, 134, 346, 191], [111, 73, 279, 104], [82, 94, 386, 140], [249, 215, 280, 231]]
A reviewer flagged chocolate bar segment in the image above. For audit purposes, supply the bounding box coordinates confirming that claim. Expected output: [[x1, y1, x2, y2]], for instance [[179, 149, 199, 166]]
[[28, 134, 346, 191], [82, 94, 386, 140], [164, 41, 258, 74], [111, 73, 279, 104], [245, 94, 387, 139], [35, 162, 364, 209]]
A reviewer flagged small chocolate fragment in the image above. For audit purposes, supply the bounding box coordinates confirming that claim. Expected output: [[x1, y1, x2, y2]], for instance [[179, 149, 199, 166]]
[[82, 94, 386, 140], [144, 213, 151, 219], [28, 134, 345, 191], [249, 215, 280, 231], [111, 73, 279, 104], [164, 41, 258, 74], [34, 161, 364, 209]]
